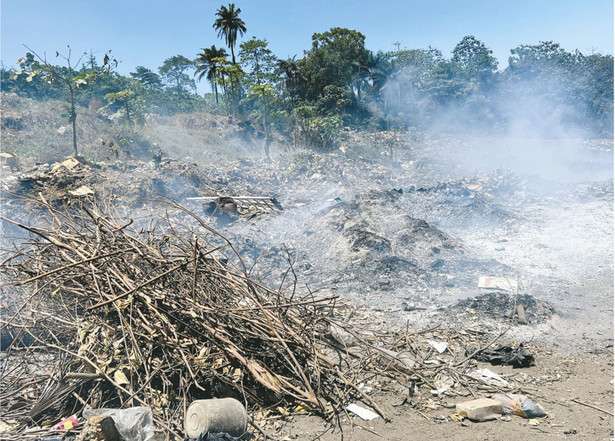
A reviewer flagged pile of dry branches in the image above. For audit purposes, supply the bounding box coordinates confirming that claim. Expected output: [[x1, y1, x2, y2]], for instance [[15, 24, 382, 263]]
[[0, 197, 512, 440], [0, 198, 374, 438]]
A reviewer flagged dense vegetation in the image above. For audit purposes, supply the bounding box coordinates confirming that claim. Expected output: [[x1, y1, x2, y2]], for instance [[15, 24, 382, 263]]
[[2, 3, 613, 153]]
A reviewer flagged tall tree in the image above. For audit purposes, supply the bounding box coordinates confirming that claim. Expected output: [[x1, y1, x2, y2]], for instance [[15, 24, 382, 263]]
[[195, 45, 228, 103], [239, 37, 275, 85], [452, 35, 498, 89], [216, 62, 245, 115], [158, 55, 196, 96], [302, 27, 370, 100], [246, 84, 275, 158], [213, 3, 247, 65]]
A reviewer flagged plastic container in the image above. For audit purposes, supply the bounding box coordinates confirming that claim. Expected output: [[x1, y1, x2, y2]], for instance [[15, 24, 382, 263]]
[[185, 398, 247, 438]]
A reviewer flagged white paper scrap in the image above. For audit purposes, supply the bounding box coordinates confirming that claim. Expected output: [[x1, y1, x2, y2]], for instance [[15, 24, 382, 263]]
[[346, 403, 379, 421], [427, 340, 448, 354]]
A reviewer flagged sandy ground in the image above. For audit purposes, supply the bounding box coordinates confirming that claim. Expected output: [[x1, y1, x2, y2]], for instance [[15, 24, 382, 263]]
[[257, 347, 613, 441]]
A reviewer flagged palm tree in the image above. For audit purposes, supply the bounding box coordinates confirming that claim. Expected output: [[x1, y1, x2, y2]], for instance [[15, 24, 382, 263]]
[[213, 3, 246, 65], [195, 45, 228, 103]]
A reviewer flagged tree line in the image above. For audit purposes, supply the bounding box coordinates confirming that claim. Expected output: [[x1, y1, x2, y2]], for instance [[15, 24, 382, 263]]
[[2, 3, 613, 154]]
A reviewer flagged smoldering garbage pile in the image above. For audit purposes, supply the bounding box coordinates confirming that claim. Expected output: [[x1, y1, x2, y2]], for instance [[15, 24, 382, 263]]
[[0, 198, 538, 440]]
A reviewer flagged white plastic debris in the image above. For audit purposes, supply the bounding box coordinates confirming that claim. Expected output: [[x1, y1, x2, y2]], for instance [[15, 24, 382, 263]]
[[69, 186, 94, 197], [469, 368, 509, 387], [377, 347, 416, 369], [427, 340, 448, 354], [83, 407, 154, 441], [346, 403, 379, 421], [430, 372, 455, 396], [358, 383, 374, 395]]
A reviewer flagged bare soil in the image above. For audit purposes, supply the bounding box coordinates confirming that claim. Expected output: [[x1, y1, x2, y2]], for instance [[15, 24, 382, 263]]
[[267, 349, 614, 441]]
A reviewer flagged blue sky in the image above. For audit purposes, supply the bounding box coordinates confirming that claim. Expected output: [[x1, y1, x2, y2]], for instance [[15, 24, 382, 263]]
[[2, 0, 613, 95]]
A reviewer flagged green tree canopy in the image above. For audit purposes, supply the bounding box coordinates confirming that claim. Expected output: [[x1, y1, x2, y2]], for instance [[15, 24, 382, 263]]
[[452, 35, 498, 89], [130, 66, 163, 91], [239, 37, 276, 85], [213, 3, 247, 65], [159, 55, 196, 96], [302, 27, 370, 100], [195, 45, 228, 103]]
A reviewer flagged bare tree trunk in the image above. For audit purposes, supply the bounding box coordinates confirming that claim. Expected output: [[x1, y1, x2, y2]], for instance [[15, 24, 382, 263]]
[[264, 105, 271, 159], [69, 86, 78, 157]]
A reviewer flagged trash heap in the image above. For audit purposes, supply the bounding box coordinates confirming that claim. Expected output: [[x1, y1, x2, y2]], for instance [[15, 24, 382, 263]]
[[0, 198, 544, 440]]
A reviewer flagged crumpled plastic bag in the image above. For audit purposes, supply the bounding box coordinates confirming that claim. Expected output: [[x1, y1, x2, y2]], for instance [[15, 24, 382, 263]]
[[493, 394, 547, 418], [83, 406, 154, 441]]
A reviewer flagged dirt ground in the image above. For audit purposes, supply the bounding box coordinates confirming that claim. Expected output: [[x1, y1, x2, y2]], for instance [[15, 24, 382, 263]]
[[267, 350, 613, 441], [1, 95, 613, 440]]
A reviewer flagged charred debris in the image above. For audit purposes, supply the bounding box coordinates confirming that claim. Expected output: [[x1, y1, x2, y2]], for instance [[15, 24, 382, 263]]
[[1, 148, 607, 439]]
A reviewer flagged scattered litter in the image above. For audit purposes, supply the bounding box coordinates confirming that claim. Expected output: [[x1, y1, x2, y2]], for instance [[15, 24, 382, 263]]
[[187, 195, 282, 217], [402, 301, 426, 311], [358, 383, 374, 395], [430, 372, 455, 396], [186, 432, 241, 441], [69, 185, 94, 197], [376, 347, 416, 370], [53, 414, 78, 431], [456, 398, 503, 422], [51, 157, 82, 172], [516, 304, 528, 324], [478, 277, 518, 292], [0, 421, 14, 433], [428, 340, 448, 354], [83, 407, 154, 441], [471, 344, 535, 368], [78, 415, 122, 441], [468, 368, 509, 387], [185, 398, 247, 438], [346, 403, 380, 421], [450, 413, 465, 422], [493, 394, 547, 418]]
